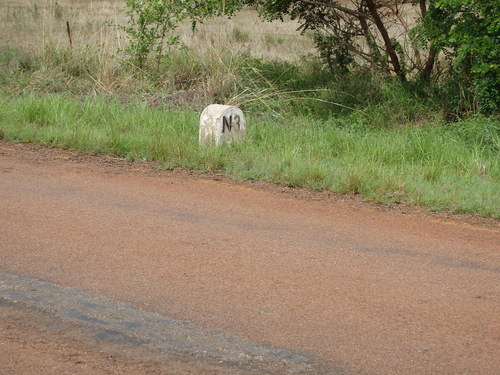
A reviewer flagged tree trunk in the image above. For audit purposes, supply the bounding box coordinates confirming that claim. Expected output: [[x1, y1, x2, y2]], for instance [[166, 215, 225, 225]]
[[364, 0, 406, 80], [358, 13, 389, 74], [418, 0, 436, 80], [420, 46, 437, 80]]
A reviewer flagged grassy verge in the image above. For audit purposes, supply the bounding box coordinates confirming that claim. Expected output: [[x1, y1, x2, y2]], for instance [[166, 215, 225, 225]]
[[1, 93, 498, 218], [0, 2, 498, 218]]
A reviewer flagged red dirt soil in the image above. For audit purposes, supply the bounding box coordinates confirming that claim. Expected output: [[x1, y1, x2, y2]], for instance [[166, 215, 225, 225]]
[[1, 140, 499, 374]]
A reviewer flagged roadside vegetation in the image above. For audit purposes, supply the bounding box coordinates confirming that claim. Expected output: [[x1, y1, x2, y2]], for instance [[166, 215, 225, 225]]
[[0, 0, 498, 218]]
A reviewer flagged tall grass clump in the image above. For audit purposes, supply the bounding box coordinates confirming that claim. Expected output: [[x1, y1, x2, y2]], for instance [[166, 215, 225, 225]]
[[0, 94, 199, 163]]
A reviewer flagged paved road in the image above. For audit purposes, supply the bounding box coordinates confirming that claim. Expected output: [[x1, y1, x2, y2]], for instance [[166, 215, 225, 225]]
[[1, 141, 499, 374]]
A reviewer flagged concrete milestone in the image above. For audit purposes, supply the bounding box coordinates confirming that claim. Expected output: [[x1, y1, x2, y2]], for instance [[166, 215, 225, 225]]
[[199, 105, 246, 145]]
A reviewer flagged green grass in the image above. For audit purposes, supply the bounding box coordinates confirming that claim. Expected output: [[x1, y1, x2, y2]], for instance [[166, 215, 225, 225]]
[[1, 93, 498, 218]]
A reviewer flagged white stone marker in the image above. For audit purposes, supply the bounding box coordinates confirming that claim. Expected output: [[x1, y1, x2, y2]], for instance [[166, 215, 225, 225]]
[[199, 105, 246, 146]]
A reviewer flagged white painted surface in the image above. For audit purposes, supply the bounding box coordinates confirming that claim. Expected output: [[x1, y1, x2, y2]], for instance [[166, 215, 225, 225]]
[[199, 105, 246, 145]]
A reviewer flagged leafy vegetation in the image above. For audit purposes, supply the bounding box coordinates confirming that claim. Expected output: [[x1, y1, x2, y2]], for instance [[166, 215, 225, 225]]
[[241, 0, 434, 80], [417, 0, 500, 114], [199, 0, 499, 115], [119, 0, 187, 70]]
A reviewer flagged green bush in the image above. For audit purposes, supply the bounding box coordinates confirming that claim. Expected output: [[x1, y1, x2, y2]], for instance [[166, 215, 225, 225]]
[[419, 0, 500, 115]]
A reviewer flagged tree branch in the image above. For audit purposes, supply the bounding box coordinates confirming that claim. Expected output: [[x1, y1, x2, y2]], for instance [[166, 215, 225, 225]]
[[364, 0, 405, 80], [298, 0, 369, 19]]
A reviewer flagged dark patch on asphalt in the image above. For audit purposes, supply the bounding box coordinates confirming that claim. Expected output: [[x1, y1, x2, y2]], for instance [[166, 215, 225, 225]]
[[0, 271, 339, 374]]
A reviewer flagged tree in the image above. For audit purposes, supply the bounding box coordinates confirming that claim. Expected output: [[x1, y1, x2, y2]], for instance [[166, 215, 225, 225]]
[[418, 0, 500, 113], [120, 0, 499, 114], [241, 0, 437, 80], [120, 0, 244, 70], [121, 0, 189, 70]]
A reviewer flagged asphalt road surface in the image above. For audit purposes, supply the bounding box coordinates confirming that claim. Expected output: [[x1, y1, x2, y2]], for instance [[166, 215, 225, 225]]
[[1, 141, 499, 374]]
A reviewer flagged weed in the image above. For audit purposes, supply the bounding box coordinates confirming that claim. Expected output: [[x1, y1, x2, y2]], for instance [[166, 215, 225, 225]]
[[230, 27, 249, 43], [262, 34, 284, 47]]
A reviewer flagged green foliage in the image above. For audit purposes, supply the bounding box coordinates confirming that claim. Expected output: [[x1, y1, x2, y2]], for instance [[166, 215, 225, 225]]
[[1, 2, 498, 218], [0, 46, 40, 78], [313, 33, 354, 73], [115, 0, 497, 115], [189, 0, 244, 18], [243, 0, 435, 81], [54, 1, 64, 20], [119, 0, 245, 70], [120, 0, 188, 69], [230, 27, 250, 43], [419, 0, 500, 114], [446, 115, 500, 153]]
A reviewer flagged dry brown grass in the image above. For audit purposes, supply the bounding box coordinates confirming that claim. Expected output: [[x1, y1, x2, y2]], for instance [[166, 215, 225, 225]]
[[0, 1, 122, 49], [178, 8, 315, 62], [0, 0, 318, 106], [0, 0, 314, 62]]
